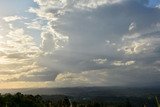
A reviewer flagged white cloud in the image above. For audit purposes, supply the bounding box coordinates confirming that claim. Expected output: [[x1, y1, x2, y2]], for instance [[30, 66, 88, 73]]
[[25, 21, 42, 30], [8, 23, 14, 29], [129, 22, 136, 31], [125, 61, 135, 65], [122, 33, 141, 41], [29, 0, 70, 54], [55, 70, 108, 86], [28, 7, 58, 21], [112, 61, 135, 66], [75, 0, 122, 9], [3, 15, 23, 22], [155, 4, 160, 9], [40, 30, 69, 54], [0, 28, 45, 81], [29, 0, 124, 23], [118, 38, 151, 55], [119, 36, 160, 55], [93, 58, 107, 64], [55, 72, 89, 82], [105, 40, 116, 46], [33, 0, 122, 9]]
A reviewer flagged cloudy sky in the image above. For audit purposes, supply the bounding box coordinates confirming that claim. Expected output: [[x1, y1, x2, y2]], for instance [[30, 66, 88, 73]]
[[0, 0, 160, 89]]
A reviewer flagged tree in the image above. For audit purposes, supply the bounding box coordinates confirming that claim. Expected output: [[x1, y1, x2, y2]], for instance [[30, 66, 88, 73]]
[[126, 98, 132, 107], [62, 97, 71, 107], [155, 96, 160, 107]]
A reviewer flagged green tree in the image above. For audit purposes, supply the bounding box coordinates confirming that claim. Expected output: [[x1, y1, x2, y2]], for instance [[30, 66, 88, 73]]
[[155, 96, 160, 107]]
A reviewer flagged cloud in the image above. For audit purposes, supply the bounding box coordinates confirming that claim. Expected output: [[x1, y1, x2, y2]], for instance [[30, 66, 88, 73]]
[[25, 20, 42, 30], [25, 0, 160, 87], [119, 34, 160, 55], [128, 22, 137, 31], [0, 28, 45, 82], [112, 61, 135, 66], [93, 58, 107, 64], [55, 70, 108, 87], [75, 0, 122, 9], [1, 66, 159, 88], [3, 15, 24, 22], [53, 66, 160, 87], [119, 39, 151, 55], [40, 31, 69, 54], [0, 0, 157, 88], [156, 4, 160, 9], [41, 32, 55, 53]]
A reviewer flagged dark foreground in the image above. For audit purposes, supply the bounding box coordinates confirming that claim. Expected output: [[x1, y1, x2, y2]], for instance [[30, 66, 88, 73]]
[[0, 87, 159, 107]]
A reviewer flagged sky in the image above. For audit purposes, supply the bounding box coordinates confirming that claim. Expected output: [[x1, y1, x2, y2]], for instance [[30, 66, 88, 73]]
[[0, 0, 160, 89]]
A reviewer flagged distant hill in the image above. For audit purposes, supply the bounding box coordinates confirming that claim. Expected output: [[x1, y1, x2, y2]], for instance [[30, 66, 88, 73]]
[[0, 86, 160, 97]]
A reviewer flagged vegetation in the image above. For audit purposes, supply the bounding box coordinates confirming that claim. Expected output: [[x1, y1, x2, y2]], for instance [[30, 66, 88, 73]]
[[0, 92, 159, 107], [155, 96, 160, 107]]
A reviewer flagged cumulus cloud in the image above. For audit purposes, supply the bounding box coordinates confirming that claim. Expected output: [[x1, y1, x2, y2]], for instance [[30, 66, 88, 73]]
[[0, 0, 159, 88], [119, 39, 151, 55], [53, 66, 160, 87], [40, 31, 69, 54], [119, 34, 160, 55], [0, 28, 45, 82], [25, 0, 160, 87], [55, 70, 108, 86]]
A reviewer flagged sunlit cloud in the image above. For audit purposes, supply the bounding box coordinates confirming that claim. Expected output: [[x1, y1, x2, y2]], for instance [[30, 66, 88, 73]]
[[3, 15, 24, 22], [0, 28, 45, 82], [119, 36, 160, 55], [75, 0, 122, 9], [55, 70, 108, 87]]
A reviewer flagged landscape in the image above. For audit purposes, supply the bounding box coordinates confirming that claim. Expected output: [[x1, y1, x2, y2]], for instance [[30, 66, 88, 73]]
[[0, 87, 159, 107], [0, 0, 160, 107]]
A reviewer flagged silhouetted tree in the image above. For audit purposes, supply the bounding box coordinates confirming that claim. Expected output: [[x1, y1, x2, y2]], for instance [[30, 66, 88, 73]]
[[126, 98, 132, 107], [62, 97, 71, 107]]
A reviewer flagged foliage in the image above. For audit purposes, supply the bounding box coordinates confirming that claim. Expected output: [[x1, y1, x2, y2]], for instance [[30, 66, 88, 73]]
[[0, 93, 159, 107]]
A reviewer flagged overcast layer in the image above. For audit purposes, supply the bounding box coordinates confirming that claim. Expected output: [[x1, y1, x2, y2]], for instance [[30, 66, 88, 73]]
[[0, 0, 160, 88]]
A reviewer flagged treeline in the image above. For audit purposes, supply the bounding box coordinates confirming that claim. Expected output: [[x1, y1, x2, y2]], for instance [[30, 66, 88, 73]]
[[0, 92, 44, 107], [0, 92, 159, 107]]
